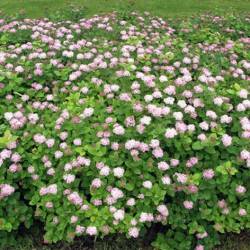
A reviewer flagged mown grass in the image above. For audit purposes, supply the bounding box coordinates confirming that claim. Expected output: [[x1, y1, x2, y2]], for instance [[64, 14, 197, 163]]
[[0, 0, 250, 18], [1, 1, 250, 250]]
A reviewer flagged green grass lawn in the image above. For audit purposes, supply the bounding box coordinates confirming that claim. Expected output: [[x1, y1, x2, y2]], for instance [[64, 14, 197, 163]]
[[0, 0, 250, 18], [0, 1, 250, 250]]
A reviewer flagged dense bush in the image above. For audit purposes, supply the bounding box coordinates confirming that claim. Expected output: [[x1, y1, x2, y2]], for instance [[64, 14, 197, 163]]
[[0, 11, 249, 250]]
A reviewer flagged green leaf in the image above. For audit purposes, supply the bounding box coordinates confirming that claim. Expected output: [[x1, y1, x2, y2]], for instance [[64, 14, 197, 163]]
[[125, 183, 134, 191], [189, 173, 201, 185], [0, 130, 18, 148], [216, 161, 237, 176], [75, 147, 86, 156], [192, 141, 204, 150], [84, 143, 106, 157]]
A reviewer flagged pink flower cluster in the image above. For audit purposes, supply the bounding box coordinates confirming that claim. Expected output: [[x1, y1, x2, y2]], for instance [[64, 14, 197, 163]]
[[0, 184, 15, 199]]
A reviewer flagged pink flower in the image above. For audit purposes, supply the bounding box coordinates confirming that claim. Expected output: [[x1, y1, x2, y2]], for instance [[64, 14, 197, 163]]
[[113, 124, 125, 135], [0, 184, 15, 198], [91, 178, 102, 188], [237, 103, 246, 112], [173, 112, 183, 120], [127, 198, 135, 206], [4, 112, 13, 121], [158, 162, 169, 171], [81, 108, 94, 118], [125, 116, 135, 127], [162, 175, 171, 185], [76, 225, 85, 234], [100, 138, 110, 146], [131, 150, 141, 159], [0, 149, 11, 160], [70, 215, 78, 224], [47, 168, 55, 176], [221, 134, 232, 147], [111, 188, 124, 199], [136, 124, 145, 134], [140, 116, 151, 125], [238, 89, 248, 99], [240, 150, 250, 160], [113, 167, 124, 178], [73, 138, 82, 146], [46, 138, 55, 148], [183, 200, 193, 209], [28, 113, 39, 124], [199, 121, 209, 131], [28, 165, 35, 174], [34, 68, 43, 76], [143, 180, 152, 189], [152, 147, 164, 158], [9, 164, 20, 173], [45, 202, 53, 208], [34, 134, 46, 144], [63, 174, 75, 184], [186, 157, 198, 168], [159, 75, 168, 82], [196, 231, 208, 239], [164, 85, 176, 95], [239, 208, 247, 216], [188, 185, 198, 193], [60, 132, 68, 140], [111, 142, 119, 150], [140, 212, 154, 222], [170, 159, 179, 167], [165, 128, 177, 138], [100, 166, 110, 176], [39, 184, 57, 196], [175, 173, 188, 183], [150, 139, 160, 148], [15, 66, 24, 73], [157, 205, 169, 216], [67, 192, 83, 206], [176, 122, 187, 133], [47, 184, 57, 194], [218, 199, 227, 209], [236, 185, 246, 194], [183, 57, 191, 64], [113, 209, 125, 221], [213, 97, 223, 106], [177, 100, 187, 108], [86, 226, 97, 236], [203, 169, 215, 180], [198, 133, 206, 141], [11, 153, 21, 162], [128, 227, 139, 238], [195, 244, 204, 250], [206, 110, 217, 120], [54, 151, 63, 159]]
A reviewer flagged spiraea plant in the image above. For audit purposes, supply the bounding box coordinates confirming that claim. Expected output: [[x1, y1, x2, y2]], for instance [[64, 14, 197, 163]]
[[0, 11, 249, 250]]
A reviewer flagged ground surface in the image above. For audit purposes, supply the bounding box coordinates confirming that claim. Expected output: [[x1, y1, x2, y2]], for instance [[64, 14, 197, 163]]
[[5, 232, 250, 250], [7, 231, 250, 250], [0, 0, 250, 18]]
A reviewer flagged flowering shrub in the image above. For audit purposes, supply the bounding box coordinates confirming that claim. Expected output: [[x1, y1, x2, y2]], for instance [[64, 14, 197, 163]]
[[0, 11, 249, 249]]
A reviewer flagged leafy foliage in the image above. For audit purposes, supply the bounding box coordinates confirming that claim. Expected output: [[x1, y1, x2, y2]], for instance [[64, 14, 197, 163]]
[[0, 11, 249, 250]]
